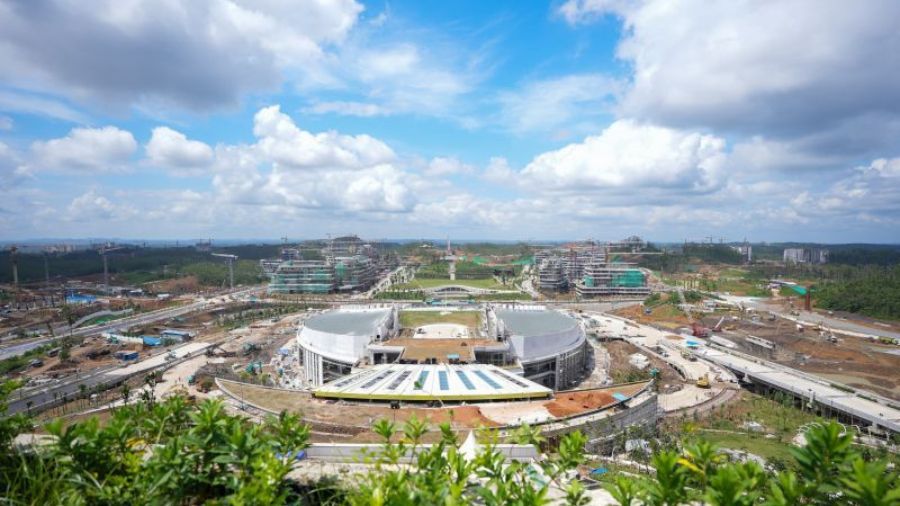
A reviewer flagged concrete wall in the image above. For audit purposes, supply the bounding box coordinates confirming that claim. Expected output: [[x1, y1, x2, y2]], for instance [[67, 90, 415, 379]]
[[539, 392, 659, 453]]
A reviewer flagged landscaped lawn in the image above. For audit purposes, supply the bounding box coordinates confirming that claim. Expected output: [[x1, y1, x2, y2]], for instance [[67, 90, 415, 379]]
[[394, 277, 507, 290], [398, 310, 481, 329]]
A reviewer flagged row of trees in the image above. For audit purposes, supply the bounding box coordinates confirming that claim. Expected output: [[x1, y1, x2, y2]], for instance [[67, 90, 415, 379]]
[[814, 265, 900, 320], [0, 245, 276, 285]]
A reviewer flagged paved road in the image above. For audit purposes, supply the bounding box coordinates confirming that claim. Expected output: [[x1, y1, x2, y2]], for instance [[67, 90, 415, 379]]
[[0, 286, 262, 361], [7, 341, 212, 414], [723, 295, 900, 341]]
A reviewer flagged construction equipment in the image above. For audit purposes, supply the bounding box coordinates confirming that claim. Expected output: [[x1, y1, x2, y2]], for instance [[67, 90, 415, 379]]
[[9, 245, 19, 291], [712, 316, 725, 332], [692, 322, 710, 338], [212, 253, 239, 289], [98, 244, 124, 295], [696, 374, 711, 388]]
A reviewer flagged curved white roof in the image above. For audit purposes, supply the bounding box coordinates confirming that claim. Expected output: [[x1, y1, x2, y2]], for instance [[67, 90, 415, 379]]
[[495, 309, 585, 362], [299, 308, 393, 364], [304, 309, 391, 336]]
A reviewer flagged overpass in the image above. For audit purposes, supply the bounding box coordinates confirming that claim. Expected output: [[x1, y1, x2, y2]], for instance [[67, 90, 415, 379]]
[[699, 345, 900, 435]]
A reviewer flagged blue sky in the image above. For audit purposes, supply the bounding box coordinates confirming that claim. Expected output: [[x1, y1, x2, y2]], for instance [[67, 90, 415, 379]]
[[1, 0, 899, 243]]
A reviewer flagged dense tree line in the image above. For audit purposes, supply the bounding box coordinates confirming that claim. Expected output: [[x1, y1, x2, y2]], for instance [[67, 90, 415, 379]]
[[0, 246, 274, 286], [815, 265, 900, 320], [681, 244, 744, 265]]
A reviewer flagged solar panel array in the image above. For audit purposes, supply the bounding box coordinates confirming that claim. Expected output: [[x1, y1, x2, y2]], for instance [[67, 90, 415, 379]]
[[414, 370, 429, 390], [315, 364, 552, 401], [494, 369, 530, 388], [473, 370, 502, 389], [456, 370, 476, 390], [388, 370, 412, 390], [360, 369, 395, 389]]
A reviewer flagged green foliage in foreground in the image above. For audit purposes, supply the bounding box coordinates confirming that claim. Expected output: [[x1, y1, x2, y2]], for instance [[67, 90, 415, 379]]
[[1, 391, 310, 505], [606, 422, 900, 506], [2, 378, 899, 505]]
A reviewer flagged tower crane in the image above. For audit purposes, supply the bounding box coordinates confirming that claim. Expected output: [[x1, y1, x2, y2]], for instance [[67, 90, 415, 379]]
[[8, 245, 19, 291], [212, 253, 239, 290], [98, 244, 124, 295]]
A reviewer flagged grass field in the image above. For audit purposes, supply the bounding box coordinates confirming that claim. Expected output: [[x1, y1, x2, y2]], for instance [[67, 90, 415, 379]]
[[666, 391, 821, 465], [398, 310, 481, 329], [394, 277, 507, 290], [689, 430, 797, 462]]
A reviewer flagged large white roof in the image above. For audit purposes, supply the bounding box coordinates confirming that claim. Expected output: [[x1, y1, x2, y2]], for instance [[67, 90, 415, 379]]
[[314, 364, 552, 401], [304, 308, 391, 336]]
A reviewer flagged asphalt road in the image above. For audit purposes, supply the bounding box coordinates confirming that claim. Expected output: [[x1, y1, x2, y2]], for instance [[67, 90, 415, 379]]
[[7, 341, 212, 414], [0, 287, 262, 361]]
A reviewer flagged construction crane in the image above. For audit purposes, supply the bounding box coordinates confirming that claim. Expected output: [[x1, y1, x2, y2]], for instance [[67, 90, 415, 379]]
[[98, 245, 124, 295], [212, 253, 238, 289], [8, 245, 19, 291]]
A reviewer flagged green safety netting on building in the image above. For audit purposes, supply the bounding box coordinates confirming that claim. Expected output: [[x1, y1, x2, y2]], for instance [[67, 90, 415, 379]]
[[512, 256, 534, 265], [611, 270, 645, 287]]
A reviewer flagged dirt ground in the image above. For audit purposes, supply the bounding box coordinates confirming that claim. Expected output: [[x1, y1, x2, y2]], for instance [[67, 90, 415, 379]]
[[699, 313, 900, 400], [613, 302, 691, 330], [605, 340, 680, 387], [219, 379, 651, 440], [384, 337, 497, 363]]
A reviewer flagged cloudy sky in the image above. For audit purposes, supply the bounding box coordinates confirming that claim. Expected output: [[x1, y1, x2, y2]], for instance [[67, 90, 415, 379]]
[[1, 0, 899, 242]]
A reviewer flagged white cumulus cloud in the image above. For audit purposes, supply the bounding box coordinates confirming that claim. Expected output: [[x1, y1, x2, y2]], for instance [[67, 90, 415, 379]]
[[522, 120, 727, 192], [31, 126, 136, 171], [253, 105, 395, 170], [146, 126, 214, 170]]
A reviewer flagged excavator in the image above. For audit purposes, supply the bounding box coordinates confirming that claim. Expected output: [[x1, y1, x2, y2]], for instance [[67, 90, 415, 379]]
[[696, 373, 711, 388]]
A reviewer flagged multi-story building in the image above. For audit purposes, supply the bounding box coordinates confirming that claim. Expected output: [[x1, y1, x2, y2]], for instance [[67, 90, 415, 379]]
[[538, 258, 568, 292], [783, 248, 828, 264], [574, 261, 649, 298], [265, 235, 383, 294]]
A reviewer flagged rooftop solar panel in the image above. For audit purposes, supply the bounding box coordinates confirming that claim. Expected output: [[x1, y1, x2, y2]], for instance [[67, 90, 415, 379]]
[[414, 370, 429, 390], [456, 370, 476, 390], [438, 371, 449, 391], [473, 370, 502, 389], [360, 369, 394, 389], [494, 370, 530, 388], [388, 370, 412, 390]]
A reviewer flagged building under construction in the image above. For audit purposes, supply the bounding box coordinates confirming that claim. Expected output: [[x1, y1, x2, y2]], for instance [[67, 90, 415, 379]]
[[536, 237, 649, 297], [264, 235, 383, 294], [574, 261, 649, 298]]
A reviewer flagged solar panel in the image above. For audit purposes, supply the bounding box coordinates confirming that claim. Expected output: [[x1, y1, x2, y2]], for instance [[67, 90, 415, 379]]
[[388, 370, 412, 390], [473, 370, 502, 389], [333, 369, 374, 388], [360, 369, 395, 389], [438, 371, 449, 390], [414, 370, 429, 390], [455, 370, 475, 390], [494, 370, 529, 388]]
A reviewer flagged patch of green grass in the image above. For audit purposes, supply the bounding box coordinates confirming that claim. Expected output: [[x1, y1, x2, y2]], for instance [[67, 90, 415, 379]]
[[474, 293, 532, 301], [687, 430, 797, 462], [398, 310, 481, 329], [394, 277, 507, 290]]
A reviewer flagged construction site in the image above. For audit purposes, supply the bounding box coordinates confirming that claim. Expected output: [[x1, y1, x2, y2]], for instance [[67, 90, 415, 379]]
[[262, 235, 397, 294], [534, 238, 651, 298]]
